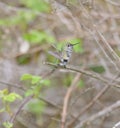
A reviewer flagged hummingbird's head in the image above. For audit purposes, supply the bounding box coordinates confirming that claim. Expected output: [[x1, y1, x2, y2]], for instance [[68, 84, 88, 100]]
[[67, 43, 73, 48], [67, 42, 79, 47]]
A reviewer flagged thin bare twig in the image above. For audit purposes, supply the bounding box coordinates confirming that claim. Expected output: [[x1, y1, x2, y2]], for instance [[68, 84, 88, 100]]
[[61, 73, 81, 128], [10, 95, 33, 123], [38, 96, 62, 110], [79, 1, 120, 70], [81, 24, 119, 70], [96, 30, 120, 65], [69, 86, 95, 110], [75, 100, 120, 128], [45, 62, 109, 84], [0, 80, 24, 91]]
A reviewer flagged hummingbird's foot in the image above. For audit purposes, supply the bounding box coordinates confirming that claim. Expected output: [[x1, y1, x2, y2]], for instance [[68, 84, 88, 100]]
[[64, 65, 66, 68], [58, 63, 66, 68]]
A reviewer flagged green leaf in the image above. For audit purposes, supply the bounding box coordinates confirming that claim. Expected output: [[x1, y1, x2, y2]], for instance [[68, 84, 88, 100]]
[[0, 89, 8, 97], [41, 79, 50, 86], [0, 89, 22, 103], [31, 76, 41, 84], [3, 121, 13, 128], [23, 30, 55, 44], [78, 79, 84, 88], [21, 74, 32, 81], [25, 89, 34, 97], [5, 104, 11, 114], [90, 65, 105, 73], [0, 11, 36, 26], [0, 19, 8, 26], [3, 93, 22, 102], [46, 36, 56, 43], [21, 74, 42, 85], [63, 74, 73, 87], [3, 89, 9, 95], [23, 31, 44, 43], [33, 85, 41, 97], [16, 55, 31, 65], [25, 85, 41, 97], [18, 11, 36, 22], [27, 100, 46, 114], [21, 0, 51, 12], [0, 108, 5, 113]]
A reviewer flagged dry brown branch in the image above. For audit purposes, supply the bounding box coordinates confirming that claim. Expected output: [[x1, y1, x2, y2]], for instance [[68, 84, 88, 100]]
[[45, 62, 109, 84], [61, 73, 81, 128], [38, 96, 62, 110], [0, 80, 24, 91], [69, 86, 95, 110], [10, 95, 33, 123], [75, 100, 120, 128]]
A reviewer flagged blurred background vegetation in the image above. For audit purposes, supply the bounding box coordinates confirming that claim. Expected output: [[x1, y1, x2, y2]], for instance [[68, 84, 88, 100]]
[[0, 0, 120, 128]]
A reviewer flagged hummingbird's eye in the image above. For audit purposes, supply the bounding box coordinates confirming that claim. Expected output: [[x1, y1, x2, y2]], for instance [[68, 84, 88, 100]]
[[67, 43, 71, 47]]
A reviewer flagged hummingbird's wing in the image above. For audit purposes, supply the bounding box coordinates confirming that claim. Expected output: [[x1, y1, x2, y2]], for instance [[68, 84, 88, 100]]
[[48, 51, 61, 60], [51, 44, 61, 52]]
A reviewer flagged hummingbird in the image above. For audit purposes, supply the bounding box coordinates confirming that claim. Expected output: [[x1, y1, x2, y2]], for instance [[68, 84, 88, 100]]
[[48, 42, 79, 67]]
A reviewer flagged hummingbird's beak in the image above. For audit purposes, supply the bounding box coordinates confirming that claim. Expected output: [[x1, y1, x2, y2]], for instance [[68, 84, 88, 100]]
[[72, 42, 79, 46]]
